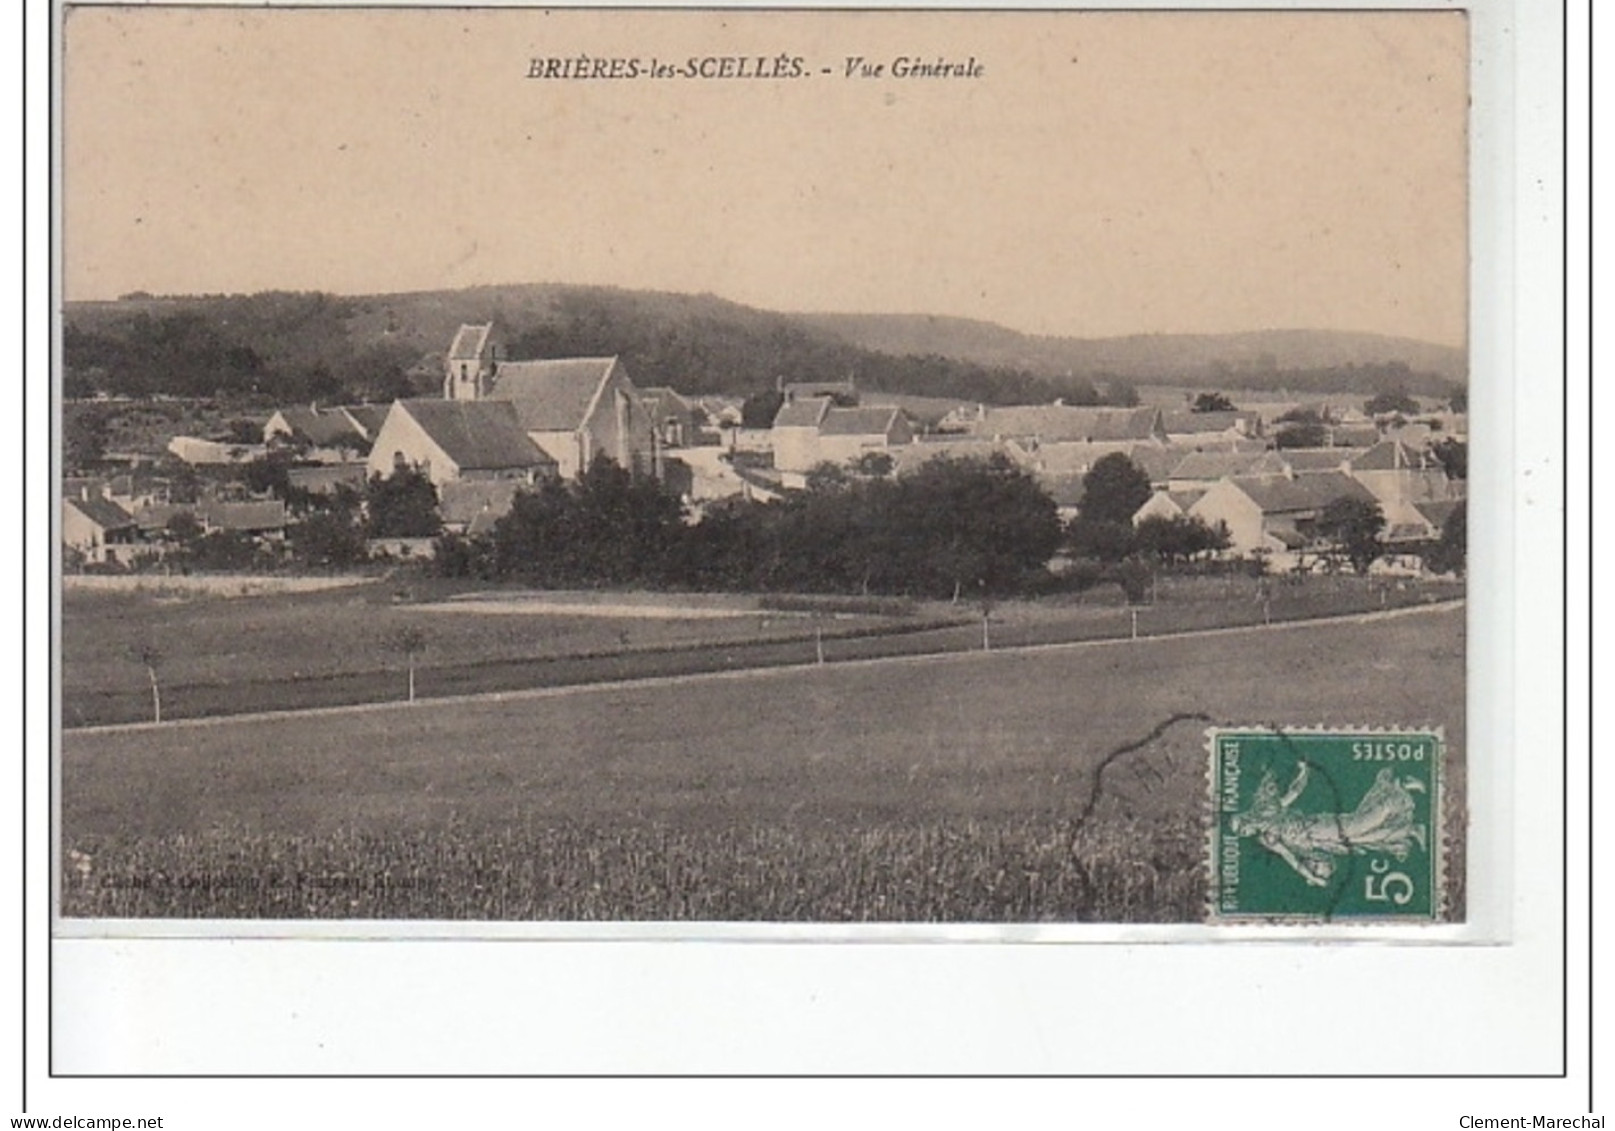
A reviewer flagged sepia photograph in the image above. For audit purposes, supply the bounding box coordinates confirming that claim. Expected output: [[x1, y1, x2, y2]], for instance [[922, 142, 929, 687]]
[[56, 5, 1472, 928]]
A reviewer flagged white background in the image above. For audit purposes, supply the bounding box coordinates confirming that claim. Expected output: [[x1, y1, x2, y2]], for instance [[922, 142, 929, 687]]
[[16, 0, 1593, 1125]]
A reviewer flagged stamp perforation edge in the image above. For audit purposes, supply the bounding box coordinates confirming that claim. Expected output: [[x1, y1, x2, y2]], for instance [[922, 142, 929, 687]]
[[1204, 724, 1450, 926]]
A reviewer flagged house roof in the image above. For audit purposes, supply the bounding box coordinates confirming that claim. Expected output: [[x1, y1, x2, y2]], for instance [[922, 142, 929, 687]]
[[1329, 424, 1383, 448], [1135, 489, 1207, 521], [200, 500, 287, 532], [773, 396, 833, 429], [1413, 499, 1461, 530], [1228, 472, 1375, 515], [397, 399, 555, 472], [889, 437, 1008, 475], [341, 404, 390, 439], [1278, 448, 1359, 473], [131, 502, 187, 532], [65, 495, 136, 531], [448, 323, 494, 362], [491, 358, 623, 433], [819, 406, 905, 437], [973, 405, 1162, 443], [1162, 409, 1259, 434], [273, 405, 367, 448], [1023, 439, 1139, 475], [1130, 445, 1190, 484], [1169, 450, 1283, 481], [63, 476, 101, 501], [287, 464, 368, 494], [439, 479, 523, 529], [639, 387, 695, 419], [1350, 439, 1435, 472]]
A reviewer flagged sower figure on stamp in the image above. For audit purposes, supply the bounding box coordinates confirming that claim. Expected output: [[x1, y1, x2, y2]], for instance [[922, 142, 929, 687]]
[[1230, 762, 1428, 888]]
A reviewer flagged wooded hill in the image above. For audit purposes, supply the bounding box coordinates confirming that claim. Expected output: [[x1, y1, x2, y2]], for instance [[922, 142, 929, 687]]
[[63, 284, 1463, 407]]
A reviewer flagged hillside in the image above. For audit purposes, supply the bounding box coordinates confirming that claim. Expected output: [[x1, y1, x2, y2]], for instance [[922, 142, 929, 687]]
[[797, 313, 1467, 392], [63, 283, 1464, 406]]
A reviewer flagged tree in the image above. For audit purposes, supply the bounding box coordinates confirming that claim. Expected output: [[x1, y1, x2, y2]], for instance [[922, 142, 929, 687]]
[[490, 456, 684, 587], [288, 509, 369, 569], [1134, 514, 1228, 564], [1276, 406, 1329, 426], [1364, 389, 1421, 417], [1065, 453, 1153, 563], [1431, 437, 1467, 481], [431, 532, 494, 579], [740, 389, 785, 429], [1274, 421, 1330, 449], [64, 409, 109, 471], [1105, 379, 1141, 407], [804, 461, 852, 494], [1423, 502, 1466, 577], [1449, 389, 1468, 414], [1314, 496, 1386, 575], [1192, 392, 1237, 413], [164, 511, 204, 546], [1077, 453, 1153, 526], [1067, 518, 1136, 563], [388, 626, 428, 704], [851, 450, 895, 479], [366, 469, 441, 538]]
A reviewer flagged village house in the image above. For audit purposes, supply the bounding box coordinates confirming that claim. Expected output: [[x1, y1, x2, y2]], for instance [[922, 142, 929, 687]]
[[638, 386, 703, 449], [366, 399, 557, 488], [966, 404, 1168, 447], [769, 396, 833, 472], [165, 435, 267, 466], [1165, 450, 1290, 492], [1188, 472, 1378, 562], [197, 499, 289, 541], [694, 396, 745, 432], [438, 479, 525, 537], [887, 436, 1008, 476], [1161, 409, 1263, 442], [1347, 440, 1457, 506], [286, 463, 369, 498], [491, 357, 660, 480], [62, 495, 141, 566], [340, 404, 391, 444], [770, 397, 915, 475], [262, 405, 375, 461], [1133, 488, 1210, 525]]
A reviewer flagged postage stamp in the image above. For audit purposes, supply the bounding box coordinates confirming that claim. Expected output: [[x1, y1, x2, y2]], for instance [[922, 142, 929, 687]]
[[1208, 727, 1445, 923]]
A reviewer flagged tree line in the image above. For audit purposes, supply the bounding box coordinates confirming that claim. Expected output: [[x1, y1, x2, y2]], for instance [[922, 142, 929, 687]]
[[434, 454, 1063, 599]]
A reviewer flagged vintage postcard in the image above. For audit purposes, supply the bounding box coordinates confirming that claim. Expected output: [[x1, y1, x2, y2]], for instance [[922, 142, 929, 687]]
[[56, 4, 1473, 933]]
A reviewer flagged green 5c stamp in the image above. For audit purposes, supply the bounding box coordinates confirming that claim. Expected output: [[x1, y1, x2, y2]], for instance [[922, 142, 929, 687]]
[[1208, 727, 1444, 922]]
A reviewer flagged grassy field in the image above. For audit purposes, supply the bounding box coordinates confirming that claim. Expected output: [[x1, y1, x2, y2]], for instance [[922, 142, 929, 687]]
[[60, 581, 951, 727], [60, 573, 1462, 727], [60, 603, 1466, 922]]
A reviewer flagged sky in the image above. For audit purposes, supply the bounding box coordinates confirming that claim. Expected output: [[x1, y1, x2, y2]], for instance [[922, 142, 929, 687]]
[[62, 7, 1468, 346]]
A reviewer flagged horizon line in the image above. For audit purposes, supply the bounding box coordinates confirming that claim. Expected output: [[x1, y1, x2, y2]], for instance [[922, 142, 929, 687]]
[[61, 280, 1469, 354]]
